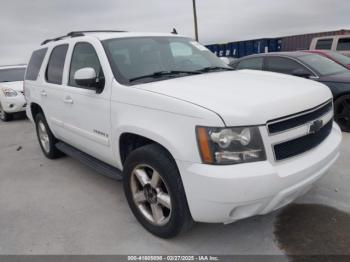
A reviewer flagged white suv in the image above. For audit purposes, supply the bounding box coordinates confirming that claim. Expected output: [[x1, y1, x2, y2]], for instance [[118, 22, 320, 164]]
[[25, 31, 342, 238], [0, 65, 27, 121]]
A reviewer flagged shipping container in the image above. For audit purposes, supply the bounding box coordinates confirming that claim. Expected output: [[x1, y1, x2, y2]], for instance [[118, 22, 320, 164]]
[[205, 29, 350, 58], [280, 29, 350, 51]]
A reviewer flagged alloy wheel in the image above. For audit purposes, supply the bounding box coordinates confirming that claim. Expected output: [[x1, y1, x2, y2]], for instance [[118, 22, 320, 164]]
[[37, 120, 50, 153], [130, 164, 172, 226]]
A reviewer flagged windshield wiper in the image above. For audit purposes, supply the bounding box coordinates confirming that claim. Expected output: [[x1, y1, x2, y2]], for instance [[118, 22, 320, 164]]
[[129, 70, 201, 82], [196, 66, 233, 73]]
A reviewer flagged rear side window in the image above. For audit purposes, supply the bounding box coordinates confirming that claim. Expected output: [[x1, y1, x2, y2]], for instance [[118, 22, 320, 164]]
[[25, 48, 48, 81], [265, 57, 307, 74], [315, 39, 333, 50], [337, 38, 350, 51], [46, 44, 68, 85], [236, 58, 263, 70]]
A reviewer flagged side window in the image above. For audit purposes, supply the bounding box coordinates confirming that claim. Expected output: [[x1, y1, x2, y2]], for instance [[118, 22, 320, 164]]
[[236, 58, 263, 70], [25, 48, 48, 81], [337, 38, 350, 51], [265, 57, 308, 75], [315, 39, 333, 50], [69, 42, 105, 88], [46, 45, 68, 85]]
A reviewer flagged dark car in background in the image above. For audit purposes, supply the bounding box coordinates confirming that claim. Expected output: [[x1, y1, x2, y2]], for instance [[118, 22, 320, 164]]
[[230, 52, 350, 132], [305, 50, 350, 70]]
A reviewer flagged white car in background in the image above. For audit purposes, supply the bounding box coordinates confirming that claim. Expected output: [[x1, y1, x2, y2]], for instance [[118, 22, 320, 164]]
[[0, 65, 27, 121]]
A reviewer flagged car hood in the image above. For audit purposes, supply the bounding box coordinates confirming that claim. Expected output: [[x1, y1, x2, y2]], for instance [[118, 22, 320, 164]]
[[135, 70, 332, 126], [318, 71, 350, 83], [0, 81, 24, 92]]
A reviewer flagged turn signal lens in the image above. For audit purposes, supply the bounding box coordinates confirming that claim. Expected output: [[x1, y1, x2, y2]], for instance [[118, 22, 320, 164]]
[[196, 127, 214, 164]]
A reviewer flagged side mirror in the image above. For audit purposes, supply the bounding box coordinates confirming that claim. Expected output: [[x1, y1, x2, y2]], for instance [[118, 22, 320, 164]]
[[74, 67, 100, 90], [291, 68, 312, 78], [220, 57, 231, 65]]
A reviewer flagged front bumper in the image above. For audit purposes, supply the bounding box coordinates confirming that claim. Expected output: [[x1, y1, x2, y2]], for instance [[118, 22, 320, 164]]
[[177, 123, 342, 223], [1, 95, 26, 113]]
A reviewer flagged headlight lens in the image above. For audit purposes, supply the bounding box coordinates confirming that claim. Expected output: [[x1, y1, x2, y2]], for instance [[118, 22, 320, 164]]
[[2, 88, 18, 97], [196, 126, 266, 165]]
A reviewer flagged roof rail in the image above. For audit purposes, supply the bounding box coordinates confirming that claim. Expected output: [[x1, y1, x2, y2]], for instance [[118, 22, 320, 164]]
[[41, 30, 127, 45]]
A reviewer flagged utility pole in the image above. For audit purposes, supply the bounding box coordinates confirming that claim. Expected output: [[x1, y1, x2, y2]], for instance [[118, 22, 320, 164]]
[[192, 0, 199, 41]]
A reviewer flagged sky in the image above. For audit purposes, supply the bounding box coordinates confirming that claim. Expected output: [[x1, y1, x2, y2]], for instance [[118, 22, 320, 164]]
[[0, 0, 349, 65]]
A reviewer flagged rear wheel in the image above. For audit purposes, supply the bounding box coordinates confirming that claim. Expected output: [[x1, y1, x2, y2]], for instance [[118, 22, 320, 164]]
[[123, 144, 193, 238], [0, 103, 13, 122], [334, 94, 350, 132], [34, 112, 63, 159]]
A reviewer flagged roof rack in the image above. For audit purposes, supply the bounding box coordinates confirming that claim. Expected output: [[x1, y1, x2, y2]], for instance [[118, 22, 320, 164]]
[[41, 30, 127, 45]]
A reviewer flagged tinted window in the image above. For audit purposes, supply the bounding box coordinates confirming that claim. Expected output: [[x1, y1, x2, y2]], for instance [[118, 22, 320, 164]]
[[337, 38, 350, 51], [46, 45, 68, 85], [315, 39, 333, 50], [299, 54, 347, 76], [69, 42, 104, 88], [25, 48, 47, 81], [0, 68, 26, 82], [265, 57, 307, 74], [236, 58, 263, 70]]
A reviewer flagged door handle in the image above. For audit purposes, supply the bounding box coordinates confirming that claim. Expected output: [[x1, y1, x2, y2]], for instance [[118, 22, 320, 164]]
[[63, 97, 74, 104], [40, 91, 47, 97]]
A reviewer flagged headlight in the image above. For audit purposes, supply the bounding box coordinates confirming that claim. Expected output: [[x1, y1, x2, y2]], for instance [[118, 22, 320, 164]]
[[2, 88, 18, 97], [196, 126, 266, 165]]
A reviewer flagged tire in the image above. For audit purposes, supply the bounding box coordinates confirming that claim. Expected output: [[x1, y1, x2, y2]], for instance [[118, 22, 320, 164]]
[[123, 144, 194, 238], [34, 112, 63, 159], [0, 103, 13, 122], [334, 94, 350, 132]]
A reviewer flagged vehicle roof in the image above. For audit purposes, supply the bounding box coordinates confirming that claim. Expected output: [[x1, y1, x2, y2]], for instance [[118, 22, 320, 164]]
[[237, 51, 310, 60], [0, 64, 26, 70], [313, 34, 350, 40], [40, 32, 188, 47]]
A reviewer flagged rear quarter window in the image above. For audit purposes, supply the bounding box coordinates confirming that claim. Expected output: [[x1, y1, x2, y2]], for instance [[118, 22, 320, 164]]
[[25, 48, 48, 81]]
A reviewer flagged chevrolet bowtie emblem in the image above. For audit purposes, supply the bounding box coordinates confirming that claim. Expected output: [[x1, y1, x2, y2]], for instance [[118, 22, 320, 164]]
[[308, 119, 323, 134]]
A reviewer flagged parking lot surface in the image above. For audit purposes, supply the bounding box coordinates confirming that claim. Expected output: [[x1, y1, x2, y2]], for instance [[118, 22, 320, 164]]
[[0, 117, 349, 255]]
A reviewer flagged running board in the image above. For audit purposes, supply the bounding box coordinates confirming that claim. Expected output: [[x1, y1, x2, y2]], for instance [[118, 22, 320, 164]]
[[55, 142, 123, 181]]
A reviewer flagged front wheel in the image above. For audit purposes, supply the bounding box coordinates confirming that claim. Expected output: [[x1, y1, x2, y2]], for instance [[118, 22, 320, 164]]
[[0, 103, 13, 122], [123, 144, 193, 238], [334, 94, 350, 132]]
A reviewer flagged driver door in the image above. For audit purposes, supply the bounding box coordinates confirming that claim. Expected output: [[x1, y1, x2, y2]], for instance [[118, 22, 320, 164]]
[[60, 41, 114, 164]]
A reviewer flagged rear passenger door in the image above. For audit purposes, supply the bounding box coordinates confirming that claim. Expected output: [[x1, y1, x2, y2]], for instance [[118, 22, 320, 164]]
[[60, 41, 113, 164], [42, 44, 69, 139]]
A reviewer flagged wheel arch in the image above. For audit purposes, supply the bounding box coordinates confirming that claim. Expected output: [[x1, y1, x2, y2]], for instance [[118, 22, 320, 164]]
[[118, 129, 180, 167], [30, 102, 44, 119]]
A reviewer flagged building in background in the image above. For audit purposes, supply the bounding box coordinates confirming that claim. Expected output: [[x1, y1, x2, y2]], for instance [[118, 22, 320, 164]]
[[206, 29, 350, 58]]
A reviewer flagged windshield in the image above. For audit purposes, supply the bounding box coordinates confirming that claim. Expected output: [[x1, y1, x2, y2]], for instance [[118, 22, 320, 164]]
[[102, 37, 229, 85], [327, 51, 350, 65], [299, 54, 347, 76], [0, 68, 26, 82]]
